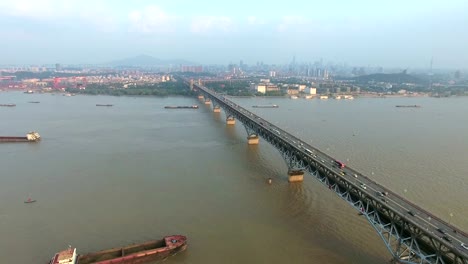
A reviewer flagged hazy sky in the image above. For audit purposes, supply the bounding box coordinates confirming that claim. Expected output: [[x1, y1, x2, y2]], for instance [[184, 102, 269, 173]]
[[1, 0, 467, 68]]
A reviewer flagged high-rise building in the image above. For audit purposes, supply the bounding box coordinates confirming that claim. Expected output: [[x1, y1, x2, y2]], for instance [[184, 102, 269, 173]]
[[55, 63, 62, 71]]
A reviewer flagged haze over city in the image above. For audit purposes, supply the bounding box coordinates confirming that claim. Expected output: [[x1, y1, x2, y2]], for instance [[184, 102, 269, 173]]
[[1, 0, 467, 68]]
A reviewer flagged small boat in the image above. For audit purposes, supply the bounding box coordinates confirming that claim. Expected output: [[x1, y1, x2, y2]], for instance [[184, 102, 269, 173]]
[[0, 104, 16, 107], [49, 235, 187, 264], [28, 101, 40, 103], [96, 104, 113, 107], [24, 198, 36, 203]]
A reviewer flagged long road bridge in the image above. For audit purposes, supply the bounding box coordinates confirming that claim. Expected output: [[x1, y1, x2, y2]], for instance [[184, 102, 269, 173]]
[[181, 78, 468, 264]]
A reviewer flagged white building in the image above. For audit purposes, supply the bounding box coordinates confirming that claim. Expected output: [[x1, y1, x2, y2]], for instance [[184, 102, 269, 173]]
[[305, 87, 317, 95]]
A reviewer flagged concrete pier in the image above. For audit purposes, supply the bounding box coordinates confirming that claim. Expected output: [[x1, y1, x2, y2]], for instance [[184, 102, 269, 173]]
[[288, 170, 304, 182], [247, 135, 259, 145], [226, 117, 236, 125], [198, 95, 204, 100], [204, 99, 211, 105], [213, 106, 221, 113]]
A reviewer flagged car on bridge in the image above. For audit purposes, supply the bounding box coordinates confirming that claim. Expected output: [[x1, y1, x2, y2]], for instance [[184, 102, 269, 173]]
[[407, 211, 416, 216], [442, 236, 452, 242], [360, 184, 367, 189], [461, 243, 468, 250], [437, 228, 446, 234]]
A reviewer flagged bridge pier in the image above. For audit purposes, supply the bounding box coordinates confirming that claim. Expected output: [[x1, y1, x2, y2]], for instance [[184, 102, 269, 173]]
[[204, 99, 211, 105], [226, 116, 236, 125], [213, 105, 221, 113], [288, 170, 304, 182], [247, 134, 259, 145], [198, 95, 204, 100]]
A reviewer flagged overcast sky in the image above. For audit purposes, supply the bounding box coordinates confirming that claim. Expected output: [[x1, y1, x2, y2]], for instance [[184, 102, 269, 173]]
[[0, 0, 467, 68]]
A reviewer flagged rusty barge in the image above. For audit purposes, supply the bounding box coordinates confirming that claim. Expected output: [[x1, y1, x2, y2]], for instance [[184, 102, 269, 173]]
[[49, 235, 187, 264], [0, 132, 41, 142]]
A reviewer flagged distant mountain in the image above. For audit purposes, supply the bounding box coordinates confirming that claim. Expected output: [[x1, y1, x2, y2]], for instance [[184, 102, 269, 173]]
[[106, 55, 196, 66], [353, 72, 423, 84]]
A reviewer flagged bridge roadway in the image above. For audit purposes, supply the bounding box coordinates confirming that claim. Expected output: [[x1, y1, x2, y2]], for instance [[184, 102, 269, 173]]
[[190, 81, 468, 263]]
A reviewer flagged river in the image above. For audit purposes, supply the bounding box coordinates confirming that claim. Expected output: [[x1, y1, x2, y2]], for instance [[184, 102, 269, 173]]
[[0, 92, 466, 263]]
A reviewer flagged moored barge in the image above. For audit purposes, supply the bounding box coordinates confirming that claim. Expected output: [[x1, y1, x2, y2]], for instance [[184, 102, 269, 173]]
[[49, 235, 187, 264]]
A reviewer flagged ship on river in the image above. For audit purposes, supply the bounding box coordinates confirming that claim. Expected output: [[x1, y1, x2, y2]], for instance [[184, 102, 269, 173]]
[[49, 235, 187, 264], [252, 104, 279, 108], [0, 132, 41, 142], [395, 105, 421, 108], [0, 104, 16, 107], [164, 105, 199, 109]]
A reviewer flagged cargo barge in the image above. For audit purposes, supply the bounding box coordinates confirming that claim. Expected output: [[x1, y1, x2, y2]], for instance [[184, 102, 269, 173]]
[[0, 132, 41, 142], [28, 101, 40, 103], [0, 104, 16, 107], [49, 235, 187, 264], [96, 104, 113, 107], [395, 105, 421, 108], [252, 105, 279, 108], [164, 105, 199, 109]]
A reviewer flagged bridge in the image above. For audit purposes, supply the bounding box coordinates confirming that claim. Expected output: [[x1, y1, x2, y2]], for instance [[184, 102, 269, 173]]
[[180, 78, 468, 264]]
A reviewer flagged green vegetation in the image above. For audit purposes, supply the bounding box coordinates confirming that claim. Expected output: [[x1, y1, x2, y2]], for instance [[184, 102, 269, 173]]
[[205, 81, 254, 96], [66, 82, 196, 96], [352, 72, 423, 84]]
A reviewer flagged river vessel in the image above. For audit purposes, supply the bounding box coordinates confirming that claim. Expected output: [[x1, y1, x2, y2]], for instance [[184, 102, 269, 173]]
[[0, 104, 16, 107], [24, 198, 36, 203], [252, 105, 279, 108], [49, 235, 187, 264], [395, 105, 421, 108], [0, 132, 41, 142], [164, 105, 198, 109], [96, 104, 113, 107]]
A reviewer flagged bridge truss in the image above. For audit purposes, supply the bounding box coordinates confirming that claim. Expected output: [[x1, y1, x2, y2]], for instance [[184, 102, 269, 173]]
[[188, 80, 468, 264]]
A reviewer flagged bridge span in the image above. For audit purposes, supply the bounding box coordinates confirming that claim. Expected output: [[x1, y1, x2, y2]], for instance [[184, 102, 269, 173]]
[[182, 78, 468, 264]]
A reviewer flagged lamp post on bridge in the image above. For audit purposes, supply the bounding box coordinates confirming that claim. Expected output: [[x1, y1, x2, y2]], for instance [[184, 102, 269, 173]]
[[449, 213, 453, 226]]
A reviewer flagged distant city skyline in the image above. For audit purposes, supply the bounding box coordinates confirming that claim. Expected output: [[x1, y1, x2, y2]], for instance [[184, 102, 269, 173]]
[[1, 0, 467, 68]]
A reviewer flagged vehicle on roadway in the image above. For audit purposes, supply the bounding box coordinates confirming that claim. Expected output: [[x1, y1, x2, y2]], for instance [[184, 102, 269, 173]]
[[408, 211, 416, 216], [442, 236, 452, 243], [334, 160, 346, 169], [437, 228, 447, 234], [360, 184, 367, 189], [353, 173, 358, 178], [461, 243, 468, 250], [377, 191, 388, 197]]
